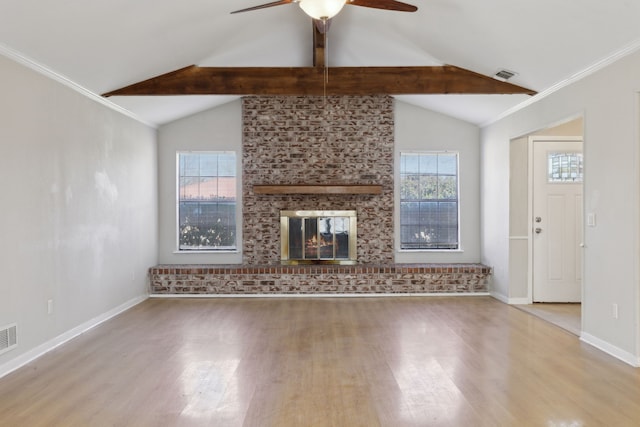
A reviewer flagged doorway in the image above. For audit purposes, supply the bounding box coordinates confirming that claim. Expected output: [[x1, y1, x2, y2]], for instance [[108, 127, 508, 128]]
[[508, 118, 584, 333]]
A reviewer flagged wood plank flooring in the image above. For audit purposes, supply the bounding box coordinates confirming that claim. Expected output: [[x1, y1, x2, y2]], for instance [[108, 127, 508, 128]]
[[1, 296, 639, 426], [514, 303, 581, 336]]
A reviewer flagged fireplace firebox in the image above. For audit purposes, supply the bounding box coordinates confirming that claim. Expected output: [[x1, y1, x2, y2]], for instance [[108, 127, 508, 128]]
[[280, 210, 357, 264]]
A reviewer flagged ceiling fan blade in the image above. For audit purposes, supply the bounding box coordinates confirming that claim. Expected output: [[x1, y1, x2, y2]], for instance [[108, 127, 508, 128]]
[[230, 0, 294, 14], [347, 0, 418, 12]]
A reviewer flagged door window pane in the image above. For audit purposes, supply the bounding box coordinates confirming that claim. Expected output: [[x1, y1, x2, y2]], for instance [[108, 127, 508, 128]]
[[548, 152, 583, 183]]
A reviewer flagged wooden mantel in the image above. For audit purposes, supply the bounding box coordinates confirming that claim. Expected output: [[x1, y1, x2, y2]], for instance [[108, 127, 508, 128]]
[[253, 185, 382, 195]]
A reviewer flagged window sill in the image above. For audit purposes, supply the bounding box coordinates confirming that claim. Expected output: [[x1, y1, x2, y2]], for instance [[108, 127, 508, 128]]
[[398, 249, 464, 253], [173, 250, 239, 254]]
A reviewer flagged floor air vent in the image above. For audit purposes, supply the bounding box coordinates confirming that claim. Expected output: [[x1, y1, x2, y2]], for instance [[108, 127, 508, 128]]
[[0, 324, 17, 355]]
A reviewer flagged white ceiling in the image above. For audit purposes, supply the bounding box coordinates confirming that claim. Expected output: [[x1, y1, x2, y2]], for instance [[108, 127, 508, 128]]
[[2, 0, 640, 126]]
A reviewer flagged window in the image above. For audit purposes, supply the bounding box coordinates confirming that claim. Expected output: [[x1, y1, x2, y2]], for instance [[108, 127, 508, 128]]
[[400, 152, 459, 250], [177, 152, 236, 251], [548, 152, 583, 183]]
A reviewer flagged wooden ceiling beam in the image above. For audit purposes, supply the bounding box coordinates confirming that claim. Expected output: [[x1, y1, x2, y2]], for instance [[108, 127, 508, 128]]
[[102, 64, 537, 97]]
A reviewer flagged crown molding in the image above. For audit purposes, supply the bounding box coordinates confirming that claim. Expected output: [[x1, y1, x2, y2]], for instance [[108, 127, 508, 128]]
[[481, 37, 640, 128], [0, 43, 157, 129]]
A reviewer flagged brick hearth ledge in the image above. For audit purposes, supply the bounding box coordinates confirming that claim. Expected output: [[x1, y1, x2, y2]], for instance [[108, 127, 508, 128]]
[[149, 263, 492, 295]]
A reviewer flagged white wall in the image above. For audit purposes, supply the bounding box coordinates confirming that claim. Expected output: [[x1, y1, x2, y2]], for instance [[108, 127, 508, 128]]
[[157, 101, 243, 264], [157, 99, 480, 265], [395, 100, 481, 263], [482, 49, 640, 365], [0, 54, 158, 375]]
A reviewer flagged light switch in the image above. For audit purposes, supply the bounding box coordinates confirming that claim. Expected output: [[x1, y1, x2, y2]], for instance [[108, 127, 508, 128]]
[[587, 213, 596, 227]]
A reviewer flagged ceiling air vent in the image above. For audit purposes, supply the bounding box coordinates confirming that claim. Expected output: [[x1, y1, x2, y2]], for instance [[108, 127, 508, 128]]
[[494, 69, 518, 81], [0, 323, 17, 356]]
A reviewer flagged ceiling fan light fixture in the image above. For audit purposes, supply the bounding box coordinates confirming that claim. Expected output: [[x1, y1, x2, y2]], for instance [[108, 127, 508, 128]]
[[298, 0, 347, 20]]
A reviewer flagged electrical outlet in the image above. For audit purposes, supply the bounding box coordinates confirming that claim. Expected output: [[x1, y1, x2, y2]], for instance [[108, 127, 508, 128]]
[[612, 303, 619, 319], [47, 299, 54, 315]]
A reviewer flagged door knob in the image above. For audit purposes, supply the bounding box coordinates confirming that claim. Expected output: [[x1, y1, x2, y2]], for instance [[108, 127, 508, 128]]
[[535, 228, 542, 234], [535, 217, 542, 223]]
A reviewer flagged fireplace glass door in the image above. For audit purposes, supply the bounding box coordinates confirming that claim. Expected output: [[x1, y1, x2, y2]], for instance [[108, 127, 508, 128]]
[[281, 210, 357, 264]]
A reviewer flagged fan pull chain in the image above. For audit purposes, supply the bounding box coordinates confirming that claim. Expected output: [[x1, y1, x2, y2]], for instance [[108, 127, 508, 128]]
[[323, 21, 328, 105]]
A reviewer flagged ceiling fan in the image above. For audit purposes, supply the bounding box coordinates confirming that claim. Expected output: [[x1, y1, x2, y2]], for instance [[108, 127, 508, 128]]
[[231, 0, 418, 32], [102, 0, 536, 98]]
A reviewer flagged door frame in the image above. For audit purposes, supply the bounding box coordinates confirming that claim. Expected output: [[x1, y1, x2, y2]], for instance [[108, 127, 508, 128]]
[[527, 136, 584, 303]]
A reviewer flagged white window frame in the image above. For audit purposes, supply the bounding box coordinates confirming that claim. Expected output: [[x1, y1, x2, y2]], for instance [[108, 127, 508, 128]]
[[398, 150, 461, 252], [176, 151, 238, 253]]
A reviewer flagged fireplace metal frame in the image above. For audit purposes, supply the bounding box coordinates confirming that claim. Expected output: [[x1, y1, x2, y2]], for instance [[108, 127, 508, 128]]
[[280, 210, 357, 265]]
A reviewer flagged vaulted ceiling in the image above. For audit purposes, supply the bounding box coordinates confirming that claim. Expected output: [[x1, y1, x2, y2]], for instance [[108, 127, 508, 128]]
[[2, 0, 640, 126]]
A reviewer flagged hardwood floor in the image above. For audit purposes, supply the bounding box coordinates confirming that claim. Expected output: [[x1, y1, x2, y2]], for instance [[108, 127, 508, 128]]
[[513, 303, 581, 336], [1, 296, 639, 426]]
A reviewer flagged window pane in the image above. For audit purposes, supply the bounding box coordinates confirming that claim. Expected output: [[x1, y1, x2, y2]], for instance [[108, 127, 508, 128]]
[[400, 152, 459, 250], [198, 177, 218, 200], [400, 201, 420, 225], [438, 153, 457, 175], [438, 176, 457, 199], [419, 154, 437, 174], [181, 154, 200, 177], [199, 154, 218, 177], [218, 154, 236, 177], [420, 175, 437, 199], [178, 152, 237, 251], [179, 177, 194, 200], [401, 175, 420, 200], [548, 152, 583, 183], [403, 155, 420, 174]]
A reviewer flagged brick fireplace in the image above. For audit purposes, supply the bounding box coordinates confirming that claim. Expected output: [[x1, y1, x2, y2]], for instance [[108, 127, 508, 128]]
[[242, 95, 394, 264], [149, 95, 491, 295]]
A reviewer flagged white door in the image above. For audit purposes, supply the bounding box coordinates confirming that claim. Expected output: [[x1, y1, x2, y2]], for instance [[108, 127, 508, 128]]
[[532, 139, 583, 302]]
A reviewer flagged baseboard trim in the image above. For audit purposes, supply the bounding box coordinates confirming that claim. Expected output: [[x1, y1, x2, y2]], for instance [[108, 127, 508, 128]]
[[507, 297, 531, 305], [489, 293, 531, 305], [580, 332, 640, 368], [150, 292, 491, 299], [0, 294, 148, 379], [490, 292, 508, 303]]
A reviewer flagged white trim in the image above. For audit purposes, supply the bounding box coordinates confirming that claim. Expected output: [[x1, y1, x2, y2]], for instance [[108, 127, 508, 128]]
[[172, 250, 239, 254], [481, 37, 640, 128], [635, 92, 640, 361], [150, 292, 491, 299], [580, 332, 640, 368], [527, 138, 535, 303], [0, 295, 148, 380], [490, 293, 532, 305], [490, 292, 508, 303], [397, 249, 464, 253], [0, 42, 157, 129], [506, 297, 531, 305], [396, 151, 462, 252], [175, 151, 240, 253]]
